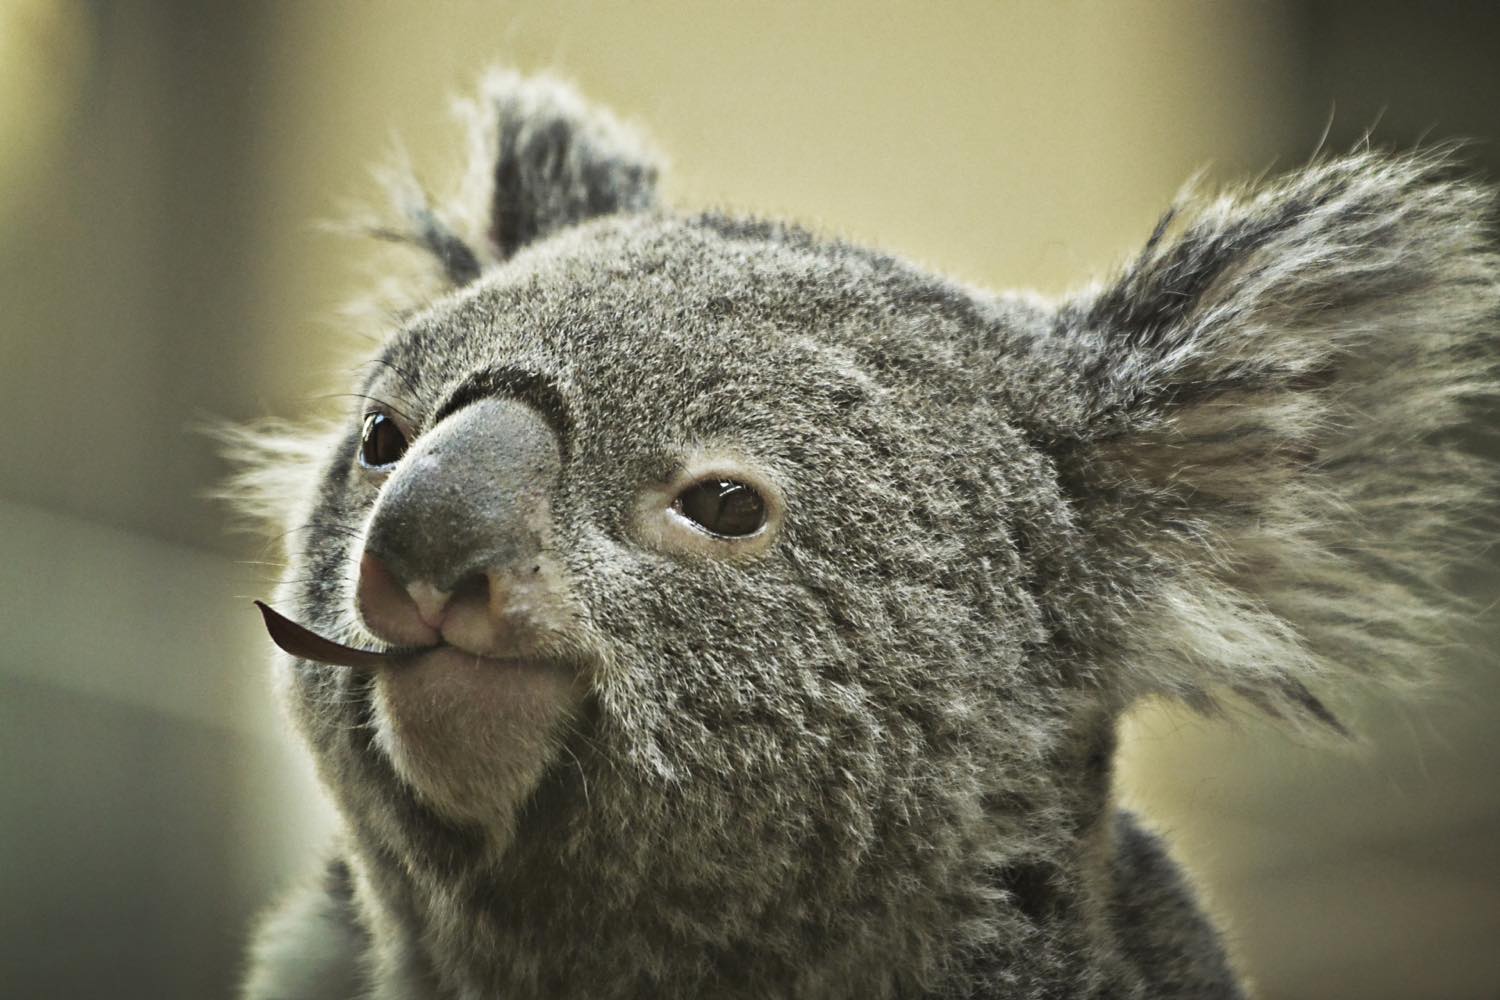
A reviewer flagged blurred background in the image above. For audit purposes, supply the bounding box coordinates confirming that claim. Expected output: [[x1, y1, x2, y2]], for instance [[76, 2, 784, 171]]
[[1, 1, 1497, 997]]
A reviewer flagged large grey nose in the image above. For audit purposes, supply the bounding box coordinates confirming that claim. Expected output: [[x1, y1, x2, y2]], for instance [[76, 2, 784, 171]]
[[364, 397, 561, 595]]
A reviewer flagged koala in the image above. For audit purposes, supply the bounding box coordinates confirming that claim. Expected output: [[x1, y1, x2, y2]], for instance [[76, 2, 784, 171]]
[[230, 70, 1498, 999]]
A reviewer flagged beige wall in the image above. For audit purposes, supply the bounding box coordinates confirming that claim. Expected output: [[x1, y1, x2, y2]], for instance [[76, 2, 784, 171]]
[[2, 3, 1495, 997]]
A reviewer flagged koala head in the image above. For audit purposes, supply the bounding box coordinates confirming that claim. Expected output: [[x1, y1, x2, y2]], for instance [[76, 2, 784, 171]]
[[232, 71, 1497, 998]]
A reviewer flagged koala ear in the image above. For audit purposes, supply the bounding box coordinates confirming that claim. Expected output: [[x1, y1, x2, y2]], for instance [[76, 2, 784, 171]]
[[1040, 152, 1499, 730], [374, 70, 661, 287]]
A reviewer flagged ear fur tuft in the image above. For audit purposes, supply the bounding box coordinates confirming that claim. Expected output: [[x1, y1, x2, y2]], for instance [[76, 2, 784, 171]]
[[350, 70, 662, 293], [1043, 149, 1500, 730], [458, 68, 661, 260]]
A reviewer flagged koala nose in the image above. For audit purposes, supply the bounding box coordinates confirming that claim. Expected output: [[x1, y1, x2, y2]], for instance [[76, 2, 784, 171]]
[[356, 397, 561, 651]]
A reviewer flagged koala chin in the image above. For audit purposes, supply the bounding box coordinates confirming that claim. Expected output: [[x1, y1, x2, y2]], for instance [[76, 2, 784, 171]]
[[230, 69, 1499, 1000]]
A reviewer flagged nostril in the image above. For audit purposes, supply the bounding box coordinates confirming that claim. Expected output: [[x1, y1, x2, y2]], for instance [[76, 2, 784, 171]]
[[446, 571, 491, 615], [357, 552, 407, 618], [356, 550, 442, 647]]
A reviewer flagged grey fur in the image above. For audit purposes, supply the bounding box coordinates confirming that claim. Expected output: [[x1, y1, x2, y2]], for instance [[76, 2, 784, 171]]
[[229, 72, 1498, 998]]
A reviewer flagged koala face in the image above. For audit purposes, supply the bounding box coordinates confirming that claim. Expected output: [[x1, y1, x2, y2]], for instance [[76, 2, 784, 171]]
[[237, 71, 1496, 999], [275, 212, 1091, 993]]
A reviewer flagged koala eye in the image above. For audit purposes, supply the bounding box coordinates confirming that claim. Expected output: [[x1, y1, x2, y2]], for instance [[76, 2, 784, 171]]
[[673, 479, 767, 538], [359, 413, 409, 469]]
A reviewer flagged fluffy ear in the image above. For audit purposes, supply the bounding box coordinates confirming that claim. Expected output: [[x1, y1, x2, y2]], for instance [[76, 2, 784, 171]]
[[372, 69, 661, 287], [1037, 151, 1499, 730]]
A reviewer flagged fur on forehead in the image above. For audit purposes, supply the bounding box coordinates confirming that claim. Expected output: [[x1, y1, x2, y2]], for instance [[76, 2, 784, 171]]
[[366, 212, 1009, 435]]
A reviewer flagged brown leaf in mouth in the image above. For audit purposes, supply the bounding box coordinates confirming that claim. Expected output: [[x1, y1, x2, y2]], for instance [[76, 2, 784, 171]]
[[253, 600, 420, 670]]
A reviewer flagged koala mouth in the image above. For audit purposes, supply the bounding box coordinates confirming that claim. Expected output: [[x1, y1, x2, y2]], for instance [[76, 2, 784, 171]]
[[254, 600, 432, 670]]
